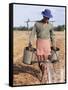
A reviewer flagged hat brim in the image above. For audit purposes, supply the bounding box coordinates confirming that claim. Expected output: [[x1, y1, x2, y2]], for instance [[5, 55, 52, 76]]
[[42, 12, 53, 18]]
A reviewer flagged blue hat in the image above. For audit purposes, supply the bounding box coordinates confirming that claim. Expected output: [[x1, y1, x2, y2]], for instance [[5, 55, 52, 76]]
[[41, 9, 53, 18]]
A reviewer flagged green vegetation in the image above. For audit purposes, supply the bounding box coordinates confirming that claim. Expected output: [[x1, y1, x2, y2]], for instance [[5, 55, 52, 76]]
[[54, 25, 65, 31], [13, 25, 65, 31], [13, 26, 32, 31]]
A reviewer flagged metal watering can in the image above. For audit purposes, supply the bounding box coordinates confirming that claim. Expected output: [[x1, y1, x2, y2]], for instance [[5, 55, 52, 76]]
[[50, 47, 60, 63], [23, 44, 36, 65]]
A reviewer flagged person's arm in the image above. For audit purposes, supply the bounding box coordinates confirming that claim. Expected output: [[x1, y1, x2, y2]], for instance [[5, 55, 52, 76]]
[[29, 23, 36, 45], [50, 27, 56, 50]]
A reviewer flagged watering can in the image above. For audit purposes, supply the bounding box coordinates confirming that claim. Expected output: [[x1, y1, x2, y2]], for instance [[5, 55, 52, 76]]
[[50, 47, 60, 63], [23, 43, 36, 65]]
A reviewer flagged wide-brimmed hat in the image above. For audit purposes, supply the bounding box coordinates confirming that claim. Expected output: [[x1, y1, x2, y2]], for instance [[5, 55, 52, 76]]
[[41, 9, 53, 18]]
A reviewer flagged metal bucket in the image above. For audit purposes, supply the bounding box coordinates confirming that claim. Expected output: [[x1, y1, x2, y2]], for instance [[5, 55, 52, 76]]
[[23, 46, 36, 65], [50, 47, 60, 63]]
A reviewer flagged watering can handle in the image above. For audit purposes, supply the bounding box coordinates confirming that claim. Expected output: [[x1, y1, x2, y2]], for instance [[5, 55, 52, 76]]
[[54, 49, 59, 61], [28, 42, 32, 47]]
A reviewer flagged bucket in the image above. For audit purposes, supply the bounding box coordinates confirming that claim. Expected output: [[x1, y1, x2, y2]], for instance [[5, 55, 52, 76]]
[[23, 46, 36, 65], [50, 47, 60, 63]]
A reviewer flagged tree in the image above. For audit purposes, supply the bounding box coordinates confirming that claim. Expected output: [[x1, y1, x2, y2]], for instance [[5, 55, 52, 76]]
[[54, 25, 65, 31]]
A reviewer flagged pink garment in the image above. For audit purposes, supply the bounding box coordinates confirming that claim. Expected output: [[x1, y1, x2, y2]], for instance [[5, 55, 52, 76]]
[[36, 39, 51, 57]]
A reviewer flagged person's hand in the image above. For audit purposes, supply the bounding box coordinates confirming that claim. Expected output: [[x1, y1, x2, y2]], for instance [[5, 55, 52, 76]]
[[53, 46, 56, 51], [28, 42, 32, 47]]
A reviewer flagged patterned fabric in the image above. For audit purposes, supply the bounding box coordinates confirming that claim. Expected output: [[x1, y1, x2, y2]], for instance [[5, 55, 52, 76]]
[[36, 39, 51, 57]]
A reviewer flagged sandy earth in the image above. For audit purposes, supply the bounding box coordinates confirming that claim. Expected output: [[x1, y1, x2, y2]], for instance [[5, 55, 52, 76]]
[[13, 31, 65, 86]]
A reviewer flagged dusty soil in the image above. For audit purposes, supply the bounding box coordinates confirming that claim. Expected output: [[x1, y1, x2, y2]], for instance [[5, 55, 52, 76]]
[[13, 31, 65, 86]]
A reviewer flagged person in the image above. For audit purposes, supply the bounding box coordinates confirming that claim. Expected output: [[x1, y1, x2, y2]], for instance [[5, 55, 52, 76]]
[[29, 9, 56, 83]]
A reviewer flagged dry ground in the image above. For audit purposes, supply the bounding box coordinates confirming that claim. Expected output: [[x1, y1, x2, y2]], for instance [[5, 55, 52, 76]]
[[13, 30, 65, 86]]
